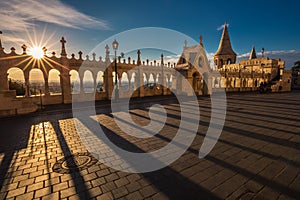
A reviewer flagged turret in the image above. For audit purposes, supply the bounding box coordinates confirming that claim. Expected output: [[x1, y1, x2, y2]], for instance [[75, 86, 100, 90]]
[[214, 23, 237, 69]]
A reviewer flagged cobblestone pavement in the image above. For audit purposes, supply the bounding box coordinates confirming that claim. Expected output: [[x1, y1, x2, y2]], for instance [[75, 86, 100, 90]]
[[0, 92, 300, 199]]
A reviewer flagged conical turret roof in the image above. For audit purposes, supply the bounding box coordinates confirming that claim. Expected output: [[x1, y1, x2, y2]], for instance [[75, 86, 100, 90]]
[[249, 46, 257, 59], [215, 23, 236, 56]]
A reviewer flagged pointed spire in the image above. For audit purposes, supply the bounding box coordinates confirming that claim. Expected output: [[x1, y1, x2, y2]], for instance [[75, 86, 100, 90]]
[[0, 31, 3, 52], [249, 46, 257, 59], [60, 37, 67, 57], [105, 44, 110, 62], [215, 23, 236, 56], [137, 50, 141, 65], [161, 53, 164, 65]]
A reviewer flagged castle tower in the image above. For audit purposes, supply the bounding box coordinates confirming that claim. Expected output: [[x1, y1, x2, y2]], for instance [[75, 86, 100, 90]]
[[249, 46, 257, 59], [214, 23, 237, 69]]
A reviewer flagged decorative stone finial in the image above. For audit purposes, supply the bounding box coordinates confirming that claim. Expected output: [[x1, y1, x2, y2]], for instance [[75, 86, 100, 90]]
[[21, 44, 27, 54], [262, 48, 265, 58], [71, 53, 75, 58], [184, 40, 188, 48], [42, 47, 47, 55], [92, 53, 96, 61], [137, 50, 141, 65], [78, 51, 83, 60], [52, 51, 56, 56], [99, 56, 102, 61], [200, 35, 203, 47], [86, 55, 89, 60], [161, 53, 164, 65], [60, 37, 67, 57]]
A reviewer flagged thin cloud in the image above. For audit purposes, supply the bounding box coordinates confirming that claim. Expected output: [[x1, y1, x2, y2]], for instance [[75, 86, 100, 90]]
[[0, 0, 109, 32], [217, 24, 229, 31]]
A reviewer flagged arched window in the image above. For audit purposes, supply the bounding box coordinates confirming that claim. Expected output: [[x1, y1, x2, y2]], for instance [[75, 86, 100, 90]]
[[121, 72, 129, 91], [149, 74, 155, 90], [8, 68, 25, 97], [169, 75, 173, 88], [29, 69, 44, 96], [156, 74, 160, 87], [220, 59, 223, 66], [83, 70, 94, 93], [69, 70, 80, 94], [96, 71, 105, 92], [48, 69, 61, 95], [130, 72, 136, 90], [143, 73, 147, 89]]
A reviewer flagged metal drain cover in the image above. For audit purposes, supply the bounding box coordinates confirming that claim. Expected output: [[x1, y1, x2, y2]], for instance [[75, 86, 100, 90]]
[[53, 152, 98, 174]]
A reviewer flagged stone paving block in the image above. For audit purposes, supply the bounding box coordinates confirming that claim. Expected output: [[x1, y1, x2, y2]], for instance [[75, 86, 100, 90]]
[[60, 186, 77, 199], [139, 185, 157, 198], [212, 174, 248, 198], [34, 186, 52, 198], [100, 182, 117, 193], [5, 186, 26, 199], [52, 182, 68, 192], [41, 192, 59, 200], [112, 186, 129, 199], [27, 181, 44, 192], [96, 192, 114, 200]]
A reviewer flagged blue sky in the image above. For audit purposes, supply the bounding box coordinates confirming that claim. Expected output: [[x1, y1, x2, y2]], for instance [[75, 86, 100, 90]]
[[1, 0, 300, 67]]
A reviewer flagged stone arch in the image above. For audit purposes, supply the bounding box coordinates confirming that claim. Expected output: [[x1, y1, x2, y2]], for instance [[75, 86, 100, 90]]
[[48, 69, 61, 95], [83, 70, 94, 93], [69, 70, 80, 94], [7, 67, 25, 97], [227, 58, 232, 64], [29, 68, 45, 96], [130, 72, 136, 90], [156, 74, 161, 87], [202, 72, 209, 95], [96, 71, 105, 92], [219, 59, 223, 66], [168, 74, 173, 88], [7, 67, 26, 97], [112, 71, 119, 88], [192, 72, 201, 93], [149, 73, 155, 89], [143, 73, 147, 89], [120, 72, 129, 91]]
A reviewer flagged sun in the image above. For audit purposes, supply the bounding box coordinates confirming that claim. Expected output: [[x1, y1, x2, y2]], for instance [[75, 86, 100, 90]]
[[29, 46, 44, 59]]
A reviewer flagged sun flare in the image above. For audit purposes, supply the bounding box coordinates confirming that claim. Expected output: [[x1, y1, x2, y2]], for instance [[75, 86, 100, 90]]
[[29, 47, 44, 59]]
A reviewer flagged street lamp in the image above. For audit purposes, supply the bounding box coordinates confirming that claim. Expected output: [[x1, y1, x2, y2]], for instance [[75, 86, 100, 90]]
[[112, 39, 119, 100]]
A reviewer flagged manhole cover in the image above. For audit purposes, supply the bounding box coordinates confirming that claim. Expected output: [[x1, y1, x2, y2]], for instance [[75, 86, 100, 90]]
[[53, 152, 98, 174]]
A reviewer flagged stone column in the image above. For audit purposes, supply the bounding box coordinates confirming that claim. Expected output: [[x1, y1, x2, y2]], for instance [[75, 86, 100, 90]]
[[80, 75, 84, 94], [105, 67, 113, 100], [0, 72, 9, 91], [93, 74, 97, 93], [24, 73, 30, 97], [60, 73, 72, 104], [138, 66, 144, 97], [44, 76, 50, 96]]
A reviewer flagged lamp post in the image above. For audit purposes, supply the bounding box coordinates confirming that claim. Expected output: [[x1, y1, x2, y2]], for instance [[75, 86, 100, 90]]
[[112, 39, 119, 100]]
